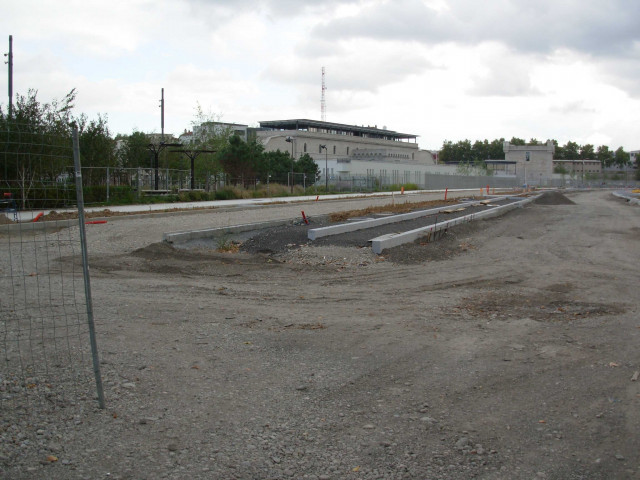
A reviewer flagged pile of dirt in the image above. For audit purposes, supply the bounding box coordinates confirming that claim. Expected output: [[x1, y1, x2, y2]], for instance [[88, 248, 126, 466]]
[[534, 191, 576, 205]]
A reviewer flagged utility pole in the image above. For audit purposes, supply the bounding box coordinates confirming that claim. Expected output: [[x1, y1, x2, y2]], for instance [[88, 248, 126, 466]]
[[160, 88, 164, 142], [5, 35, 13, 118]]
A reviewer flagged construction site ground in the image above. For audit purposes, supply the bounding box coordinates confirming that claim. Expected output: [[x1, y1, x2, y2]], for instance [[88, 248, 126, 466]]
[[2, 189, 639, 480]]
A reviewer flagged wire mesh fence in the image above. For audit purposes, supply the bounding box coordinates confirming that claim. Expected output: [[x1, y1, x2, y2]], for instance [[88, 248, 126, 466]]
[[1, 124, 104, 432]]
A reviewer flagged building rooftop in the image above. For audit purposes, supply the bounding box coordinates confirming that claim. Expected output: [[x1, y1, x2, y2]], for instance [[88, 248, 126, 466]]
[[258, 119, 418, 142]]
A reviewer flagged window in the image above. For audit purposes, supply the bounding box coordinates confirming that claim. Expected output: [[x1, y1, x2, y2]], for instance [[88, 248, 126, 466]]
[[333, 146, 336, 155], [319, 144, 323, 154], [346, 147, 350, 155], [304, 143, 307, 153]]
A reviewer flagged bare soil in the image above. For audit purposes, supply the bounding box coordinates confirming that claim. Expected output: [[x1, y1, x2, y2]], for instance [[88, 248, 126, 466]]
[[2, 190, 640, 479]]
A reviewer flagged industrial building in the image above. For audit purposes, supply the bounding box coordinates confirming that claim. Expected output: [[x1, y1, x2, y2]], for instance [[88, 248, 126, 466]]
[[257, 119, 442, 187]]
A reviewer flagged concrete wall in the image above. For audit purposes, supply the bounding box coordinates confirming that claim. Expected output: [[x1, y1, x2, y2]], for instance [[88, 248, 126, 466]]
[[504, 141, 554, 185]]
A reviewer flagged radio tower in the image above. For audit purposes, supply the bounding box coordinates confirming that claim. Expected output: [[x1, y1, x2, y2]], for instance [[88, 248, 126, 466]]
[[321, 66, 327, 122]]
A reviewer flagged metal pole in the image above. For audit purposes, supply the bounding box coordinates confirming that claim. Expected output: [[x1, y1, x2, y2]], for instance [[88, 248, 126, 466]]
[[7, 35, 13, 118], [154, 151, 159, 190], [160, 88, 164, 142], [106, 166, 110, 202], [72, 128, 105, 409], [325, 149, 328, 192]]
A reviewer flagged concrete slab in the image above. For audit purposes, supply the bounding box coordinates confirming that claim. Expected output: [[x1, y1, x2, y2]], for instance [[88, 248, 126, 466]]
[[163, 219, 296, 245], [307, 201, 480, 241], [370, 195, 539, 254]]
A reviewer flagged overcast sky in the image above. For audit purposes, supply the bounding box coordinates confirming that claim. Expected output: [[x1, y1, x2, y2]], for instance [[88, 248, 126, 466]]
[[2, 0, 639, 150]]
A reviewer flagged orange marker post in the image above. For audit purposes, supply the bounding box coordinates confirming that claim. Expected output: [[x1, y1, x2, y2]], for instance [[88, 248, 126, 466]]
[[444, 188, 448, 201]]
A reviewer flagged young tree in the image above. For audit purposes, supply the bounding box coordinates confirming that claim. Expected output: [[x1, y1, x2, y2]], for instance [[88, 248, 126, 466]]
[[295, 153, 320, 184]]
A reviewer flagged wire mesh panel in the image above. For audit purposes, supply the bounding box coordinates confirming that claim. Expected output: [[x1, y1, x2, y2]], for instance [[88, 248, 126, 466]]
[[0, 124, 103, 436]]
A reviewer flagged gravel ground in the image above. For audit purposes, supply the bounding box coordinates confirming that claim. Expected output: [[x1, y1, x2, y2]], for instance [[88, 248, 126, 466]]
[[1, 190, 639, 480]]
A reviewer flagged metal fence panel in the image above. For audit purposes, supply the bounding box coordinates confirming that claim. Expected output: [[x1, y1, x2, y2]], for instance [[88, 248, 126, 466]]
[[1, 124, 104, 431]]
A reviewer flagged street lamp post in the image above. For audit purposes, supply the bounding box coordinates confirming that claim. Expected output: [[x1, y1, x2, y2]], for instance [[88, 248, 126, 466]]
[[319, 144, 328, 192], [285, 136, 294, 193]]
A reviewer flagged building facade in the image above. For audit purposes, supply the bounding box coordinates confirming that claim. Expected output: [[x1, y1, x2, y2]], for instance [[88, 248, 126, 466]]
[[257, 119, 437, 185], [503, 140, 555, 186]]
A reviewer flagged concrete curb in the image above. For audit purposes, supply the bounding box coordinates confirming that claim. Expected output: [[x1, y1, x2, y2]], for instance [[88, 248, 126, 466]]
[[307, 200, 492, 241], [612, 191, 640, 206], [163, 218, 302, 245], [370, 195, 540, 254]]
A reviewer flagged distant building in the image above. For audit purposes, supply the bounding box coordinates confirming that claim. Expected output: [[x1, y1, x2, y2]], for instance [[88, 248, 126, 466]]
[[553, 159, 602, 178], [178, 130, 194, 145], [503, 140, 555, 185], [257, 119, 437, 185], [193, 122, 249, 144]]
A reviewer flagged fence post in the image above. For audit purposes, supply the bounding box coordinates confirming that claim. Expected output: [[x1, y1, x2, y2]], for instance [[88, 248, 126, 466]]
[[72, 128, 105, 409], [106, 166, 110, 203]]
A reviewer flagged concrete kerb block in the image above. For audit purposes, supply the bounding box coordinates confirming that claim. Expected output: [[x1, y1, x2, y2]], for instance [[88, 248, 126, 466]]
[[612, 191, 640, 206], [307, 200, 484, 241], [370, 195, 539, 254], [163, 219, 294, 245]]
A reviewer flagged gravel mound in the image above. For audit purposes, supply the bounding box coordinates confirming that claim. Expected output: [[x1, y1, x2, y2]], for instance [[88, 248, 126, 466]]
[[534, 191, 576, 205]]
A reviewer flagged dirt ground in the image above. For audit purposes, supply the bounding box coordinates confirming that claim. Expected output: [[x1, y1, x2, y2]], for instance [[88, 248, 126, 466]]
[[3, 189, 640, 479]]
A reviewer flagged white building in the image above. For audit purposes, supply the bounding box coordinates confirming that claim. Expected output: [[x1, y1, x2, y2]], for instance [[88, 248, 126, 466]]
[[193, 122, 250, 144], [257, 119, 440, 186]]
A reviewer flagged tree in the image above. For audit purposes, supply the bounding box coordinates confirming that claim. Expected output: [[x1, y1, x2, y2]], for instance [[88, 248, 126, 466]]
[[596, 145, 614, 167], [562, 141, 580, 160], [77, 113, 116, 184], [613, 147, 630, 168], [509, 137, 526, 146], [116, 131, 152, 169], [489, 138, 506, 160], [218, 136, 264, 185], [295, 153, 320, 184], [259, 150, 291, 184], [0, 88, 77, 182], [579, 144, 595, 159]]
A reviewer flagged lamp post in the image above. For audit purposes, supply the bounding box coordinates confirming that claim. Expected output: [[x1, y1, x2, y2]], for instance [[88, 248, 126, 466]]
[[285, 136, 294, 193], [319, 144, 328, 192]]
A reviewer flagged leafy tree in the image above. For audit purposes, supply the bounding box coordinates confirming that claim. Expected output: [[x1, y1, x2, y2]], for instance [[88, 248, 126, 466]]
[[562, 141, 580, 160], [579, 144, 595, 159], [295, 153, 320, 184], [0, 89, 77, 182], [77, 113, 116, 185], [259, 150, 292, 184], [613, 147, 630, 168], [509, 137, 526, 146], [219, 136, 264, 185], [115, 131, 152, 169], [596, 145, 614, 167], [489, 138, 506, 160]]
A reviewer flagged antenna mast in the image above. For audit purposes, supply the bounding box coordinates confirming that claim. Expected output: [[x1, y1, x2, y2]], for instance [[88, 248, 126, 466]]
[[321, 67, 326, 122]]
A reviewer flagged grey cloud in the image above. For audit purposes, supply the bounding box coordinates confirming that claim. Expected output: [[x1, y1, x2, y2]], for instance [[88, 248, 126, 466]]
[[311, 0, 640, 57], [550, 101, 597, 115]]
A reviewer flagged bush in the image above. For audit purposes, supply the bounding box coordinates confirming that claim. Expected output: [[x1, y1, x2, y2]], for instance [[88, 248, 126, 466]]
[[214, 187, 238, 201]]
